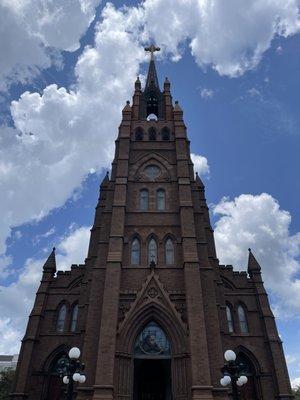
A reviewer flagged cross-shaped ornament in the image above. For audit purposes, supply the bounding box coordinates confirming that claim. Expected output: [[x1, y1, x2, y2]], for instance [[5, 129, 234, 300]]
[[145, 44, 160, 60]]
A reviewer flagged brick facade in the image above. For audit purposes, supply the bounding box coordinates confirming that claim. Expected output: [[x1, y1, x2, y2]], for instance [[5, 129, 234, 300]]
[[11, 55, 293, 400]]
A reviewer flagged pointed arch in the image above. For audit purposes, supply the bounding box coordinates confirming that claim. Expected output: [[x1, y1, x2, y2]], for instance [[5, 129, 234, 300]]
[[56, 303, 68, 333], [234, 346, 262, 399], [237, 303, 249, 333], [131, 236, 141, 265], [225, 302, 234, 333], [165, 237, 174, 265], [42, 345, 69, 400], [148, 236, 157, 265], [118, 302, 187, 355], [131, 153, 173, 182]]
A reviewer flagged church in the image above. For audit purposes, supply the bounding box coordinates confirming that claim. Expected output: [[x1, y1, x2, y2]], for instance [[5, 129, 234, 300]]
[[11, 46, 293, 400]]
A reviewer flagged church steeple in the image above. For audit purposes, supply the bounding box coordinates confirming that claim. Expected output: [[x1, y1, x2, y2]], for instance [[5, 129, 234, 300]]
[[139, 44, 165, 120], [144, 45, 160, 90]]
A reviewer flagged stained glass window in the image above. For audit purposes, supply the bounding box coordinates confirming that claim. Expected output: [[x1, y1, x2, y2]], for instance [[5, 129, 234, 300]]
[[226, 305, 234, 333], [165, 238, 174, 265], [140, 190, 149, 210], [238, 305, 249, 333], [148, 238, 157, 264], [131, 238, 140, 265], [134, 321, 170, 357], [56, 304, 67, 333], [157, 189, 165, 211]]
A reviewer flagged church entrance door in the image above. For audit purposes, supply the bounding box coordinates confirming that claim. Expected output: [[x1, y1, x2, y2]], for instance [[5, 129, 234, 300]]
[[133, 359, 172, 400], [133, 322, 173, 400]]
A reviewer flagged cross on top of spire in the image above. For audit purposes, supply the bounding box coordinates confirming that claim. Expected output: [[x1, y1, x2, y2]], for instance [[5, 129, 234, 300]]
[[145, 44, 160, 60]]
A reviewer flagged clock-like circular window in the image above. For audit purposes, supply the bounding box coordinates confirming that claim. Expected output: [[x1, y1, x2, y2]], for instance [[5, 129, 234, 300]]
[[144, 165, 161, 181]]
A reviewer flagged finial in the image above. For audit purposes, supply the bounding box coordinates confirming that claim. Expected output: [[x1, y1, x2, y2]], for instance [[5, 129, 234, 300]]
[[126, 100, 130, 105], [53, 247, 56, 252], [248, 248, 251, 252], [145, 44, 160, 60]]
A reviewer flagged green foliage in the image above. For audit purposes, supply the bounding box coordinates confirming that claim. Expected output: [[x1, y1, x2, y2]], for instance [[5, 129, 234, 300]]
[[0, 369, 15, 400], [293, 387, 300, 400]]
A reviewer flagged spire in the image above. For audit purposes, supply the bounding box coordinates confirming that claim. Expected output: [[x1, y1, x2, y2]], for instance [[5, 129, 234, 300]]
[[145, 44, 160, 90], [247, 248, 261, 275], [195, 172, 205, 189], [100, 171, 109, 187], [43, 247, 56, 275]]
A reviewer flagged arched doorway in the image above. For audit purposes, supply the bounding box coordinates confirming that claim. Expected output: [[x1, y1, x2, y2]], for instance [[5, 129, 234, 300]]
[[133, 321, 172, 400], [43, 353, 68, 400], [237, 353, 260, 400]]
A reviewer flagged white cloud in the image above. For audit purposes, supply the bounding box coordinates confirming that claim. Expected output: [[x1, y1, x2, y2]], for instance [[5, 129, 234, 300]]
[[139, 0, 300, 76], [0, 0, 100, 90], [0, 4, 144, 260], [200, 88, 214, 99], [0, 226, 90, 354], [191, 153, 210, 177], [1, 0, 300, 288], [291, 377, 300, 389], [213, 193, 300, 316]]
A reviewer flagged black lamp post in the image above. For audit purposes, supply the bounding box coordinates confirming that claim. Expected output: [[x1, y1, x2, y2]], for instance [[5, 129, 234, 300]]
[[56, 347, 86, 400], [220, 350, 248, 400]]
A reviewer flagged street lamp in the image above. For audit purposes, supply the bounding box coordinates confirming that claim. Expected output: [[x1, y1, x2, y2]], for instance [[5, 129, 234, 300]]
[[56, 347, 86, 400], [220, 350, 248, 400]]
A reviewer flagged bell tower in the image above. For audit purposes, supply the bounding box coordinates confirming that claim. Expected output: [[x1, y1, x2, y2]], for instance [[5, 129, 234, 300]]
[[12, 45, 293, 400]]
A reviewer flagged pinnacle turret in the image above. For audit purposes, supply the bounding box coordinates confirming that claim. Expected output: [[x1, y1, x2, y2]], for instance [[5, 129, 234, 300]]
[[247, 248, 261, 275], [43, 247, 56, 275]]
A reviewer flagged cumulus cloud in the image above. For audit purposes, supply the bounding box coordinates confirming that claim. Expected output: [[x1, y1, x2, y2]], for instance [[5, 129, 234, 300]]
[[213, 193, 300, 316], [139, 0, 300, 76], [191, 153, 210, 177], [1, 0, 300, 313], [0, 0, 100, 90], [0, 5, 144, 260], [0, 226, 90, 354]]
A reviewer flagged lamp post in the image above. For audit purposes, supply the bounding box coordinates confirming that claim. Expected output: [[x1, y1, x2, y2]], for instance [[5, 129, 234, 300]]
[[220, 350, 248, 400], [56, 347, 86, 400]]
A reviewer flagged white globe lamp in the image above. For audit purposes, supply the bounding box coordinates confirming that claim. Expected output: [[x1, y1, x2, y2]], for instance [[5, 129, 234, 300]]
[[239, 375, 248, 385], [78, 375, 86, 383], [69, 347, 80, 359], [63, 376, 69, 384], [73, 373, 81, 382], [224, 350, 236, 362]]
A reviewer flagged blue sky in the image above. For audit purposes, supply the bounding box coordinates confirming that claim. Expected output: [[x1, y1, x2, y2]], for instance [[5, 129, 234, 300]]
[[0, 0, 300, 388]]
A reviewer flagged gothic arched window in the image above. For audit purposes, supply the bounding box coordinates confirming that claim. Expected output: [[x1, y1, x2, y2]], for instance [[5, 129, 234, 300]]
[[162, 127, 170, 141], [226, 305, 234, 333], [140, 189, 149, 211], [131, 238, 141, 265], [70, 304, 78, 333], [238, 305, 249, 333], [148, 127, 157, 141], [148, 238, 157, 265], [165, 238, 174, 265], [135, 127, 144, 141], [157, 189, 165, 211], [56, 304, 67, 333]]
